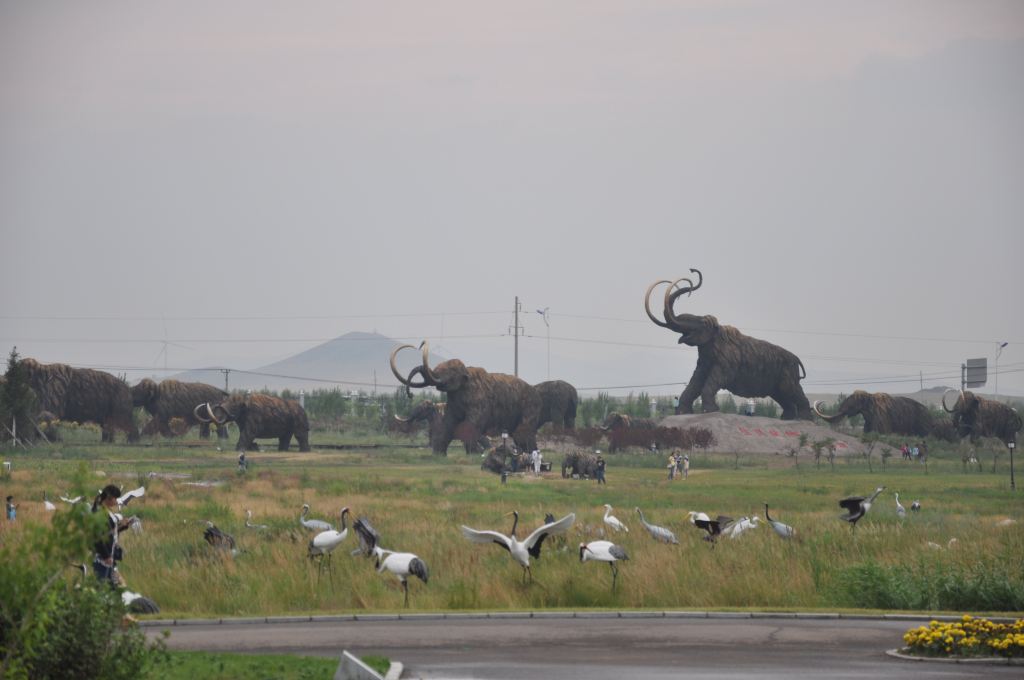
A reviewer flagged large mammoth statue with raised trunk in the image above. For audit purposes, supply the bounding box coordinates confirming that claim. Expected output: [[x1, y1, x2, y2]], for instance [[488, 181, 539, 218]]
[[132, 378, 229, 439], [943, 389, 1022, 444], [20, 358, 139, 442], [390, 341, 542, 455], [813, 391, 939, 438], [393, 401, 491, 453], [645, 270, 812, 421], [203, 393, 310, 452], [535, 380, 578, 429]]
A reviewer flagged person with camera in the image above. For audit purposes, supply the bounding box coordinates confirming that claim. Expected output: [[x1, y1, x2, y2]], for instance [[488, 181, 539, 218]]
[[91, 484, 135, 587]]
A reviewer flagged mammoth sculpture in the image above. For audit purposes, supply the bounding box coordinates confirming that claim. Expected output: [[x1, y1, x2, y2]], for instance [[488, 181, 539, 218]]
[[393, 401, 491, 453], [561, 450, 600, 479], [132, 378, 229, 440], [535, 380, 578, 429], [813, 391, 938, 438], [20, 358, 139, 442], [600, 412, 658, 432], [203, 393, 310, 452], [390, 341, 542, 455], [646, 270, 812, 420], [943, 389, 1022, 445]]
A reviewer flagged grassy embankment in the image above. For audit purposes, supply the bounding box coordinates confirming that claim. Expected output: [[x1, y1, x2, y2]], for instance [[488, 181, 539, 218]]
[[2, 431, 1021, 617]]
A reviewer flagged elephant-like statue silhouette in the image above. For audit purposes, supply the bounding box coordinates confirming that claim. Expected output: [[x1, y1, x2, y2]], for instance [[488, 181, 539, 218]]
[[393, 401, 490, 453], [132, 378, 228, 439], [813, 391, 941, 438], [20, 358, 139, 443], [561, 450, 599, 478], [942, 389, 1022, 445], [535, 380, 578, 429], [204, 393, 310, 452], [390, 341, 541, 455], [645, 270, 812, 420]]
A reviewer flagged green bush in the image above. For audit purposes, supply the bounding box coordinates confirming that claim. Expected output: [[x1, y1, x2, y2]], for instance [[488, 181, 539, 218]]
[[0, 505, 165, 679]]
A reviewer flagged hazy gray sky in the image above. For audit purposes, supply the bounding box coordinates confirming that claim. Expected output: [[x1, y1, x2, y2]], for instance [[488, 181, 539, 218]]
[[2, 1, 1022, 397]]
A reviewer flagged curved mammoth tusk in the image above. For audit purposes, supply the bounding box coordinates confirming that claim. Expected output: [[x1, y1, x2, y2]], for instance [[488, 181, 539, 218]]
[[194, 403, 212, 423], [420, 340, 441, 386], [209, 403, 229, 425], [941, 389, 960, 413], [390, 344, 419, 385], [644, 280, 675, 329], [393, 414, 410, 423], [663, 276, 695, 324], [404, 365, 430, 389], [812, 400, 836, 421]]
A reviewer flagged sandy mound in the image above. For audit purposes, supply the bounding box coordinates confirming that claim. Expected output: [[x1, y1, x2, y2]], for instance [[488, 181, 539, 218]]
[[659, 412, 868, 456]]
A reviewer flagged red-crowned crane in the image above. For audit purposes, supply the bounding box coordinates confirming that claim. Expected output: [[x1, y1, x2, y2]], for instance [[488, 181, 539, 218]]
[[602, 504, 628, 533], [375, 549, 429, 608], [461, 511, 576, 583], [686, 510, 710, 525], [764, 503, 795, 539], [308, 507, 349, 585], [579, 540, 629, 590], [635, 508, 678, 544], [725, 515, 760, 539], [300, 504, 333, 532], [838, 486, 885, 532]]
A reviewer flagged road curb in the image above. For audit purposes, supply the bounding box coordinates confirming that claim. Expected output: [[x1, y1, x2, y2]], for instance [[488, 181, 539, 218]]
[[138, 610, 1021, 628], [885, 648, 1023, 665]]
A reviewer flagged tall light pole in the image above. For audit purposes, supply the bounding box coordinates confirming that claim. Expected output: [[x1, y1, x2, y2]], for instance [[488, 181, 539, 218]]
[[996, 341, 1008, 397], [536, 308, 550, 379]]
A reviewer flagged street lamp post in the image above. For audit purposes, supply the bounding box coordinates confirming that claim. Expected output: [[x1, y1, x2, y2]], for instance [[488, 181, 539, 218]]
[[536, 308, 550, 379], [995, 342, 1008, 397]]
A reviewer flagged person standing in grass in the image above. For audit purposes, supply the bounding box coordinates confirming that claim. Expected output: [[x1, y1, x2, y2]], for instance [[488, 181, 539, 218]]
[[595, 455, 606, 484], [6, 495, 17, 521], [667, 452, 676, 480], [683, 454, 690, 480], [91, 484, 135, 587]]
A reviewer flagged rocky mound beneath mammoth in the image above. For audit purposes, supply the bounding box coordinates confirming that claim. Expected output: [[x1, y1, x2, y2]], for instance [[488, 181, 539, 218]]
[[659, 412, 870, 457]]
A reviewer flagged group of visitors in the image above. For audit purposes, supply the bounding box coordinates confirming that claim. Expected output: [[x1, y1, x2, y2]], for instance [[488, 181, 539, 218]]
[[900, 441, 928, 462], [667, 450, 689, 480]]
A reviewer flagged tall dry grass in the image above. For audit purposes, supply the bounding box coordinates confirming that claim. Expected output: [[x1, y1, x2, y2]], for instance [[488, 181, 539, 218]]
[[2, 444, 1021, 617]]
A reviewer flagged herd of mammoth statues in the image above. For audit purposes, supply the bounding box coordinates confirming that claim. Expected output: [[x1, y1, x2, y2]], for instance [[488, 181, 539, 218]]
[[7, 270, 1021, 454]]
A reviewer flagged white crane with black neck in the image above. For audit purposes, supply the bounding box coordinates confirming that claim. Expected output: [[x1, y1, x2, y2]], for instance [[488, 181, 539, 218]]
[[461, 511, 575, 583], [579, 540, 629, 590], [352, 515, 428, 608], [764, 503, 795, 539]]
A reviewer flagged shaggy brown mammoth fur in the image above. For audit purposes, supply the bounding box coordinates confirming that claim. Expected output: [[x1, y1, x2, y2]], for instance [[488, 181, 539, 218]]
[[132, 378, 228, 439], [943, 389, 1022, 444], [391, 341, 542, 455], [535, 380, 578, 429], [813, 391, 948, 439], [646, 270, 812, 420], [203, 393, 310, 452], [20, 358, 139, 443], [561, 450, 599, 479]]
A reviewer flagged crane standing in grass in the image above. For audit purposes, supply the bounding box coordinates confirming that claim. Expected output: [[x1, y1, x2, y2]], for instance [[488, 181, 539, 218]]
[[635, 508, 678, 544], [764, 503, 796, 539], [300, 504, 333, 532], [895, 493, 907, 519], [351, 515, 428, 607], [838, 486, 886, 532], [602, 504, 628, 533], [308, 507, 350, 585], [579, 540, 629, 590]]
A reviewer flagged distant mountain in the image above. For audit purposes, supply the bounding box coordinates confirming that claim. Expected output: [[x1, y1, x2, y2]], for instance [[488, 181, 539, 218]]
[[171, 332, 440, 393]]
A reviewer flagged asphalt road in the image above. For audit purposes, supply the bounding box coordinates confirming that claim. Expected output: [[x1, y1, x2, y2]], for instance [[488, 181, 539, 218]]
[[146, 614, 1019, 679]]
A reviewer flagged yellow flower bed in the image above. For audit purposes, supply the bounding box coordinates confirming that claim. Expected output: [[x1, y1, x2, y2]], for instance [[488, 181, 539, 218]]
[[903, 615, 1024, 658]]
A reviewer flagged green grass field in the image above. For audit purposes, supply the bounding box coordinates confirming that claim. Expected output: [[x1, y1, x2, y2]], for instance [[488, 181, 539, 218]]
[[2, 432, 1021, 617]]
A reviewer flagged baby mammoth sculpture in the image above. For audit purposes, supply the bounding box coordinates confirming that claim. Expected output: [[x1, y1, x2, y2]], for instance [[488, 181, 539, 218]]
[[393, 401, 491, 453], [20, 358, 139, 443], [645, 270, 812, 421], [132, 378, 229, 439], [813, 391, 939, 438], [202, 393, 310, 452], [561, 450, 600, 479], [390, 341, 542, 455], [943, 389, 1022, 445]]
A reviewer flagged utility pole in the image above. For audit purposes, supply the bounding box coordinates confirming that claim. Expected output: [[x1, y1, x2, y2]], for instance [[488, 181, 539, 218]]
[[220, 368, 231, 392], [509, 297, 523, 377]]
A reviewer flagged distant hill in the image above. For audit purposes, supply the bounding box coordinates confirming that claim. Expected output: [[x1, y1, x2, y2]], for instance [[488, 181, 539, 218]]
[[171, 331, 439, 393]]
